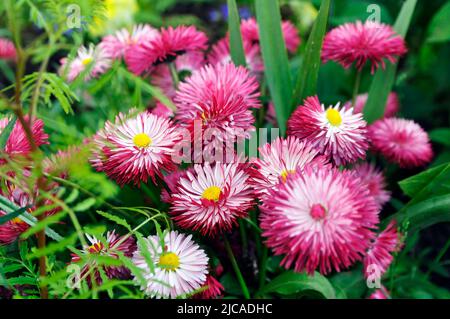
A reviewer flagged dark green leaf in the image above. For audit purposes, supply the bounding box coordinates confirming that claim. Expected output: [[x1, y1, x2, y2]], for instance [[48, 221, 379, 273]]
[[427, 1, 450, 43], [0, 206, 29, 225], [96, 210, 132, 231], [0, 116, 16, 149], [429, 128, 450, 146], [227, 0, 246, 67]]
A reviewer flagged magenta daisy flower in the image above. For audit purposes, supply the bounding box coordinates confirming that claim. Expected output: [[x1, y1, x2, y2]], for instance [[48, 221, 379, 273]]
[[347, 92, 399, 118], [368, 286, 390, 299], [368, 118, 433, 168], [0, 115, 48, 162], [132, 230, 209, 299], [251, 137, 328, 199], [71, 231, 136, 284], [288, 96, 369, 166], [160, 169, 189, 203], [193, 275, 224, 299], [240, 18, 301, 53], [208, 38, 263, 76], [0, 38, 16, 60], [260, 166, 379, 275], [151, 102, 174, 119], [322, 21, 407, 73], [363, 220, 402, 280], [125, 25, 207, 75], [91, 110, 181, 186], [151, 51, 205, 99], [352, 162, 390, 208], [170, 162, 255, 236], [100, 24, 159, 60], [59, 44, 112, 82]]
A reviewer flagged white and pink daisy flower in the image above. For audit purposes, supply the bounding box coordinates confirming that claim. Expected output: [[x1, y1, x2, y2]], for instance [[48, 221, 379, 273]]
[[170, 162, 255, 236], [71, 231, 136, 284], [288, 96, 369, 166], [260, 165, 379, 275], [368, 118, 433, 168], [352, 162, 391, 208], [0, 38, 16, 60], [125, 25, 208, 75], [100, 24, 159, 60], [59, 44, 112, 82], [91, 110, 181, 186], [347, 92, 400, 118], [322, 21, 407, 73], [251, 137, 328, 199], [240, 18, 301, 53], [132, 230, 209, 299], [363, 220, 402, 280]]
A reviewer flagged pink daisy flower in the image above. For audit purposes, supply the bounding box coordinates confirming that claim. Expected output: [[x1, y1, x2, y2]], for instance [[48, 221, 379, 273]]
[[322, 21, 407, 73], [260, 165, 379, 275], [368, 286, 390, 299], [151, 102, 174, 119], [132, 230, 209, 299], [251, 137, 328, 199], [363, 220, 402, 280], [352, 162, 390, 208], [170, 162, 255, 236], [288, 96, 369, 166], [125, 25, 207, 75], [208, 37, 264, 76], [368, 118, 433, 168], [59, 44, 112, 82], [0, 38, 16, 60], [91, 110, 181, 186], [151, 51, 205, 99], [240, 18, 301, 53], [100, 24, 159, 60], [71, 231, 136, 284], [193, 275, 224, 299], [160, 169, 189, 203], [346, 92, 399, 118], [0, 115, 48, 162]]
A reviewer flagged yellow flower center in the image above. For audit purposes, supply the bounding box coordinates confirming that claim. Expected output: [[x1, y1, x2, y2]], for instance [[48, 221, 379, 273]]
[[202, 186, 221, 201], [133, 133, 152, 148], [158, 252, 180, 271], [11, 217, 24, 224], [82, 57, 93, 66], [326, 108, 342, 126], [88, 242, 104, 254], [280, 169, 296, 182]]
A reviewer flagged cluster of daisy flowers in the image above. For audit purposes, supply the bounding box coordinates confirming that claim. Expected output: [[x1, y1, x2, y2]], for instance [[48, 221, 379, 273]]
[[1, 17, 436, 300]]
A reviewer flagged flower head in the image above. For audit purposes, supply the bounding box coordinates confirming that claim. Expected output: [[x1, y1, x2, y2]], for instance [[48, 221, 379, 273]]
[[125, 25, 207, 75], [0, 38, 16, 60], [260, 165, 379, 274], [91, 110, 181, 186], [288, 96, 369, 165], [346, 92, 399, 118], [251, 137, 328, 199], [322, 21, 407, 73], [170, 162, 255, 236], [368, 118, 433, 168], [192, 275, 224, 299], [59, 44, 112, 82], [71, 231, 136, 283], [363, 220, 402, 280], [368, 286, 390, 299], [352, 162, 390, 208], [132, 230, 208, 298], [240, 18, 301, 53]]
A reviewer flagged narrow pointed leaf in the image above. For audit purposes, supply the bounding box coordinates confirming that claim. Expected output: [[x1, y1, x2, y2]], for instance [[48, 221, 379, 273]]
[[0, 116, 16, 149], [227, 0, 246, 67]]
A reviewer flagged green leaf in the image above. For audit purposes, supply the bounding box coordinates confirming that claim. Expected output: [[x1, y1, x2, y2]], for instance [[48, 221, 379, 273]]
[[429, 128, 450, 146], [387, 194, 450, 232], [363, 0, 417, 123], [6, 276, 37, 286], [27, 233, 78, 259], [427, 1, 450, 43], [292, 0, 331, 108], [0, 206, 29, 225], [73, 198, 96, 212], [0, 116, 16, 149], [255, 0, 293, 135], [96, 210, 132, 231], [227, 0, 246, 67], [259, 270, 336, 299]]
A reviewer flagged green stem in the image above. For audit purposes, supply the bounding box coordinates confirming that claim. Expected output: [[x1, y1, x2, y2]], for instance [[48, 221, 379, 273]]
[[223, 236, 250, 299], [168, 62, 179, 89], [352, 70, 362, 107], [426, 238, 450, 278], [258, 246, 268, 289]]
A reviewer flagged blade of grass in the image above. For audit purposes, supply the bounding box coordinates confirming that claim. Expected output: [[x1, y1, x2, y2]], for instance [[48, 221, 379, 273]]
[[227, 0, 246, 67], [292, 0, 331, 109], [363, 0, 417, 123], [255, 0, 293, 136]]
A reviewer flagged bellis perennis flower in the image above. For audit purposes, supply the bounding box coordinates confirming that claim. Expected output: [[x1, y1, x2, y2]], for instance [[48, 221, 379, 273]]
[[260, 165, 379, 275], [352, 162, 391, 208], [133, 230, 208, 299], [0, 38, 16, 60], [288, 96, 369, 166]]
